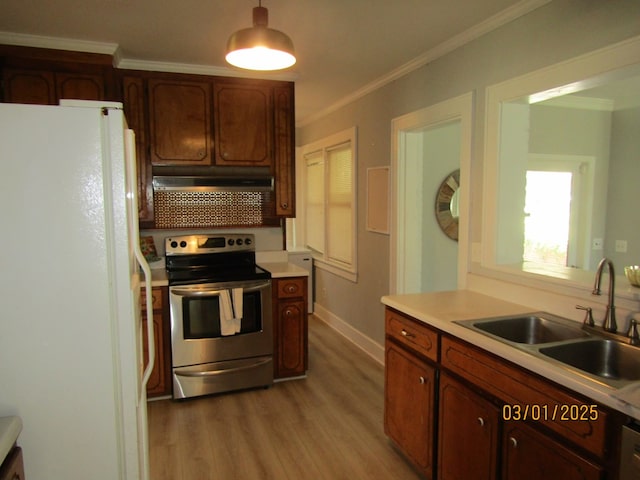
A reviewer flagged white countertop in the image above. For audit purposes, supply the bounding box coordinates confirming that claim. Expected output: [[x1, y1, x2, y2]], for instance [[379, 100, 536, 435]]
[[149, 267, 168, 286], [381, 290, 640, 421], [0, 416, 22, 464], [259, 262, 309, 278]]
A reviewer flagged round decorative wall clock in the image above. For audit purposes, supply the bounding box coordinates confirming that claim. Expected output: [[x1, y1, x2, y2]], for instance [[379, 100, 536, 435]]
[[435, 169, 460, 241]]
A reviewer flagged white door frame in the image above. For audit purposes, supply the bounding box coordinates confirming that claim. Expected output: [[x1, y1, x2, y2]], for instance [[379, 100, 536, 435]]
[[390, 92, 473, 294]]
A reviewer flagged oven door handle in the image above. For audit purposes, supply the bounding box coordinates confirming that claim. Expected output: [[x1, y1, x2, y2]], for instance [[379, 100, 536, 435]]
[[170, 282, 270, 297], [175, 357, 272, 377]]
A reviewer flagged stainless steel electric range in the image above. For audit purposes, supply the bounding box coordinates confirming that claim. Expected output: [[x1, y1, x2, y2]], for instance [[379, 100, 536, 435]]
[[165, 234, 273, 399]]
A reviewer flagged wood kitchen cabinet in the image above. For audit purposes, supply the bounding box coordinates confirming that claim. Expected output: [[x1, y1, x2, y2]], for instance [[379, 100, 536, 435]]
[[122, 73, 214, 225], [440, 334, 623, 478], [0, 45, 115, 104], [0, 446, 25, 480], [119, 72, 296, 225], [273, 85, 296, 216], [213, 80, 272, 166], [384, 308, 438, 478], [148, 77, 213, 166], [502, 421, 602, 480], [384, 306, 625, 479], [385, 342, 435, 478], [273, 276, 308, 379], [438, 370, 602, 480], [3, 68, 106, 104], [141, 286, 171, 397], [121, 76, 153, 224], [437, 372, 499, 480], [0, 44, 297, 224]]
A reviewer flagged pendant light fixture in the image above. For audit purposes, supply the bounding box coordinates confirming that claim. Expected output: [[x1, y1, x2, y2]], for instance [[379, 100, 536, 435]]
[[225, 1, 296, 71]]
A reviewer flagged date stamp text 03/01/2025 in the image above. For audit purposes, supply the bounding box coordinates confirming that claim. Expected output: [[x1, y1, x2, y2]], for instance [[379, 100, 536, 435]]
[[502, 404, 599, 422]]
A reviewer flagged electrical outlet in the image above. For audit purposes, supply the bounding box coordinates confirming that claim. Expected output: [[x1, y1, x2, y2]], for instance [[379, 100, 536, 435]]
[[616, 240, 628, 253], [592, 238, 603, 250]]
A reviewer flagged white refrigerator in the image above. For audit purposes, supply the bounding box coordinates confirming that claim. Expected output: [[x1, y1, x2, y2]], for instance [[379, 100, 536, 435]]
[[0, 100, 154, 479]]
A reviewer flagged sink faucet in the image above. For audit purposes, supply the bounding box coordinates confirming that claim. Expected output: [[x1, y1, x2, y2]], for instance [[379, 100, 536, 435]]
[[592, 257, 617, 332]]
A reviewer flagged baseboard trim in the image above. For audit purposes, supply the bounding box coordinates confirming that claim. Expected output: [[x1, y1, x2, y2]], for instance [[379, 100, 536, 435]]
[[312, 303, 385, 366]]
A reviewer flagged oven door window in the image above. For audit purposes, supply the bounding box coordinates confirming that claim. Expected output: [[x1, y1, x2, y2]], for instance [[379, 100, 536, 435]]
[[182, 290, 262, 339]]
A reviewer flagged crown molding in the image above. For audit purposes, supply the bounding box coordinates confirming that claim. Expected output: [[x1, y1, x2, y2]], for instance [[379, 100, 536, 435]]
[[295, 0, 552, 127], [116, 58, 298, 81], [0, 31, 119, 56]]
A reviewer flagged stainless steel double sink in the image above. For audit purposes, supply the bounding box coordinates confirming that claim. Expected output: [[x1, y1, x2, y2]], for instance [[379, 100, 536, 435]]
[[455, 313, 640, 388]]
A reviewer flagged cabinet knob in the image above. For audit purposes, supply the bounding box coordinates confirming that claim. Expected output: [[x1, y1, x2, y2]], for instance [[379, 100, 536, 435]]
[[419, 376, 426, 384], [281, 202, 288, 209], [285, 308, 293, 316], [286, 284, 297, 293], [509, 437, 518, 448], [477, 417, 485, 427], [401, 329, 415, 338]]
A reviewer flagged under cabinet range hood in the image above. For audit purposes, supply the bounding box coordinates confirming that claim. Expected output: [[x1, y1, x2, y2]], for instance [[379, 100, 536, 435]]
[[151, 174, 278, 229], [152, 175, 273, 192]]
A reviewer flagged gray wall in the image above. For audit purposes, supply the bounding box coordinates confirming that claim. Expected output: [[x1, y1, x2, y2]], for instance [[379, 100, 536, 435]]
[[297, 0, 640, 347], [606, 105, 640, 266], [422, 122, 461, 292]]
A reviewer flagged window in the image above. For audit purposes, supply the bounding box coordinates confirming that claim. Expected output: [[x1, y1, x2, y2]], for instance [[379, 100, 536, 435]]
[[523, 154, 594, 269], [523, 170, 573, 266], [298, 128, 357, 280]]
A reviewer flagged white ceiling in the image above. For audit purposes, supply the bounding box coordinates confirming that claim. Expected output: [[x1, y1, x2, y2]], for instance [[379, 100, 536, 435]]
[[0, 0, 548, 124]]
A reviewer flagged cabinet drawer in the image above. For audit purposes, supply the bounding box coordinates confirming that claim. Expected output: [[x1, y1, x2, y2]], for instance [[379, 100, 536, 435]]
[[441, 335, 614, 458], [385, 308, 438, 362], [141, 287, 164, 312], [276, 277, 306, 299]]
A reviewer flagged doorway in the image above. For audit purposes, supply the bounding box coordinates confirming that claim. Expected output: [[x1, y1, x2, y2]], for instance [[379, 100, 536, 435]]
[[390, 93, 473, 294]]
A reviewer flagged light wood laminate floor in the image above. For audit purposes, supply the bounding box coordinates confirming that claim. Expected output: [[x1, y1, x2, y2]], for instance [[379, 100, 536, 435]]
[[148, 315, 423, 480]]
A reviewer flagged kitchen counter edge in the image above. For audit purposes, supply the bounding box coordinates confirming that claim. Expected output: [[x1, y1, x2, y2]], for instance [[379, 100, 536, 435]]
[[259, 262, 309, 278], [381, 289, 640, 421]]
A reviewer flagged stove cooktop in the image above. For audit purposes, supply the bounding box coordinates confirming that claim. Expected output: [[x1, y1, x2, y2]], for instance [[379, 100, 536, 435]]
[[164, 233, 271, 285]]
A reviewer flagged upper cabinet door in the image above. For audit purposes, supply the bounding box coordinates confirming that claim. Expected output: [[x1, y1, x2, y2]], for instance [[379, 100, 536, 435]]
[[56, 72, 104, 101], [148, 78, 213, 166], [3, 68, 56, 104], [213, 82, 272, 166], [2, 69, 106, 104]]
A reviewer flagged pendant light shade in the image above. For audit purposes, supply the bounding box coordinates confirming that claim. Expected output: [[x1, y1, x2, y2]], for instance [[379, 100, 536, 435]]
[[225, 2, 296, 71]]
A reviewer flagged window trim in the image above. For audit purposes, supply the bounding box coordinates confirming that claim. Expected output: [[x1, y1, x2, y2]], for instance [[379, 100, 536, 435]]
[[296, 127, 358, 282]]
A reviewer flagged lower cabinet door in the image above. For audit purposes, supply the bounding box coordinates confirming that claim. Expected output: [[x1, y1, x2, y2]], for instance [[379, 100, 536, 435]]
[[384, 341, 435, 478], [502, 422, 603, 480], [437, 372, 499, 480], [274, 298, 307, 378]]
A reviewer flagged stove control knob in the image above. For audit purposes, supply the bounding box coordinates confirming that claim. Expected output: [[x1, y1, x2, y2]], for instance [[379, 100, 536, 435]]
[[170, 241, 178, 249], [237, 238, 244, 246], [228, 239, 235, 246], [180, 241, 187, 248], [245, 237, 252, 245]]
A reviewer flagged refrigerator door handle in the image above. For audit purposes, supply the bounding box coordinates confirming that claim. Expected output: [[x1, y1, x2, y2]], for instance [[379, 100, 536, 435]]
[[124, 128, 153, 480], [124, 129, 155, 388]]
